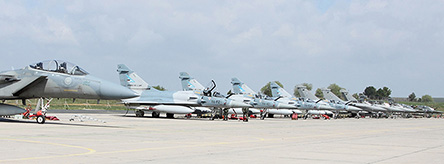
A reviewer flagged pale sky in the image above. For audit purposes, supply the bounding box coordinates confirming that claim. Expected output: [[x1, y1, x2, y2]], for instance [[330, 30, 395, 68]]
[[1, 0, 443, 97]]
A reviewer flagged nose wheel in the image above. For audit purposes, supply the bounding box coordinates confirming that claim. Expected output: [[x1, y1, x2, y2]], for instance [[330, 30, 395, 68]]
[[36, 115, 46, 124]]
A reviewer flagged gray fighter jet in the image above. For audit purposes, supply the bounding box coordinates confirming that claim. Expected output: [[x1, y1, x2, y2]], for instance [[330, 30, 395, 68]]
[[319, 88, 377, 117], [117, 65, 250, 118], [270, 82, 340, 118], [340, 89, 429, 118], [179, 72, 258, 120], [0, 60, 138, 123], [415, 105, 442, 117], [230, 78, 300, 119], [294, 86, 352, 114], [334, 89, 388, 116]]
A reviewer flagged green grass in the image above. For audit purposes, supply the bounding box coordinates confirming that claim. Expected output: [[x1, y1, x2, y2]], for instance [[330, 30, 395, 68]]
[[4, 98, 127, 110], [398, 101, 444, 112], [4, 98, 444, 112]]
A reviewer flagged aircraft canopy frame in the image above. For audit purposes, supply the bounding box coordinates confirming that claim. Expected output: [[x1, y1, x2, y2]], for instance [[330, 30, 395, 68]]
[[29, 60, 89, 75]]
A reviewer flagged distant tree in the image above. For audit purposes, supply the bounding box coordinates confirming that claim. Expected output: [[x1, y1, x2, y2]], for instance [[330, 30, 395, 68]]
[[382, 87, 392, 98], [315, 88, 324, 99], [260, 81, 284, 97], [301, 83, 313, 91], [408, 92, 416, 101], [376, 88, 384, 100], [294, 83, 312, 97], [363, 86, 377, 99], [152, 85, 166, 91], [327, 83, 344, 100], [422, 95, 434, 102]]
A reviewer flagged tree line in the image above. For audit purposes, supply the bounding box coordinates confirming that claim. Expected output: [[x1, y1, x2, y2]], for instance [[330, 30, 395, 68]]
[[155, 82, 434, 102], [259, 82, 434, 102]]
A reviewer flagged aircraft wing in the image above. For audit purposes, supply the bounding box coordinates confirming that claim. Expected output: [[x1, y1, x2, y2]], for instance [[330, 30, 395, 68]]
[[0, 75, 48, 98]]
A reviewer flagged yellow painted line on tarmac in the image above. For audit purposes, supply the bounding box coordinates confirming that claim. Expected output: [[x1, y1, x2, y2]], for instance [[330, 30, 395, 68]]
[[0, 138, 96, 162], [2, 124, 441, 161]]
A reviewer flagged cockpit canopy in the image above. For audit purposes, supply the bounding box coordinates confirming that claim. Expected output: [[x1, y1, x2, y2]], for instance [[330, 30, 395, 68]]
[[29, 60, 89, 75]]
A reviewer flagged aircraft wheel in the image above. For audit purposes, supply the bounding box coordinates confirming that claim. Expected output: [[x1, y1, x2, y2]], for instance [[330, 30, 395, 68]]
[[36, 115, 46, 124], [268, 114, 274, 118], [166, 113, 174, 118], [152, 112, 160, 118], [135, 110, 144, 117]]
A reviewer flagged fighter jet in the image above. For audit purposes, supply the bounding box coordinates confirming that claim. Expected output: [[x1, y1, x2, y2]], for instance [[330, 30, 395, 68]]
[[270, 82, 338, 118], [297, 85, 376, 117], [230, 78, 300, 119], [337, 89, 388, 117], [0, 60, 138, 123], [320, 88, 371, 113], [117, 65, 250, 118], [415, 105, 442, 117], [342, 89, 424, 118], [179, 72, 257, 120]]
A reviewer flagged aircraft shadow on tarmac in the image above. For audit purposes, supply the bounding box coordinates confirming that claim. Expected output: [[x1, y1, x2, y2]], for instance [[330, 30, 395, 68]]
[[116, 114, 217, 121]]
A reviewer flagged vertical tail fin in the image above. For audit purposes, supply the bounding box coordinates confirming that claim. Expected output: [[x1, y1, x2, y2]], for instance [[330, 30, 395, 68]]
[[270, 82, 292, 98], [179, 72, 205, 91], [270, 82, 280, 97], [231, 78, 256, 95], [117, 64, 150, 94], [321, 88, 344, 102], [296, 85, 319, 101], [341, 89, 357, 101]]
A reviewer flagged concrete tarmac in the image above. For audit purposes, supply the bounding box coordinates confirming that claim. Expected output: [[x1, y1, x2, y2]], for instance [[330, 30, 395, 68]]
[[1, 110, 444, 164]]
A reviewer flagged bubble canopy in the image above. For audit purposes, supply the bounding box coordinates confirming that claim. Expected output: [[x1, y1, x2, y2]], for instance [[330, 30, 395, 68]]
[[29, 60, 89, 75]]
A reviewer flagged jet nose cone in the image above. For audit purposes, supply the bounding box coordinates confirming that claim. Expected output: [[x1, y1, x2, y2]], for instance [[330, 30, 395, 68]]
[[100, 81, 138, 99]]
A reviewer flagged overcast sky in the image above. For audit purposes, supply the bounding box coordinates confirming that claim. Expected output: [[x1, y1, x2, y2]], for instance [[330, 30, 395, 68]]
[[1, 0, 443, 97]]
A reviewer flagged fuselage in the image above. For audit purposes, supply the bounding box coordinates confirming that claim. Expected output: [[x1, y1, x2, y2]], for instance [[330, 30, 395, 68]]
[[0, 66, 136, 100]]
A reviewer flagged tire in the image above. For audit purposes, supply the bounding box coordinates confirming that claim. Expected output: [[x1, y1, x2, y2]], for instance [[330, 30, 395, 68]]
[[135, 110, 144, 117], [152, 112, 160, 118], [166, 113, 174, 118], [37, 115, 46, 124]]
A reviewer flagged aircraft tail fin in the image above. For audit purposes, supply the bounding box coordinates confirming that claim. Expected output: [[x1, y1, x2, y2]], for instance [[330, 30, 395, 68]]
[[296, 85, 319, 101], [270, 82, 292, 98], [231, 78, 256, 95], [341, 89, 357, 101], [117, 64, 150, 94], [321, 88, 344, 102], [179, 72, 205, 92]]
